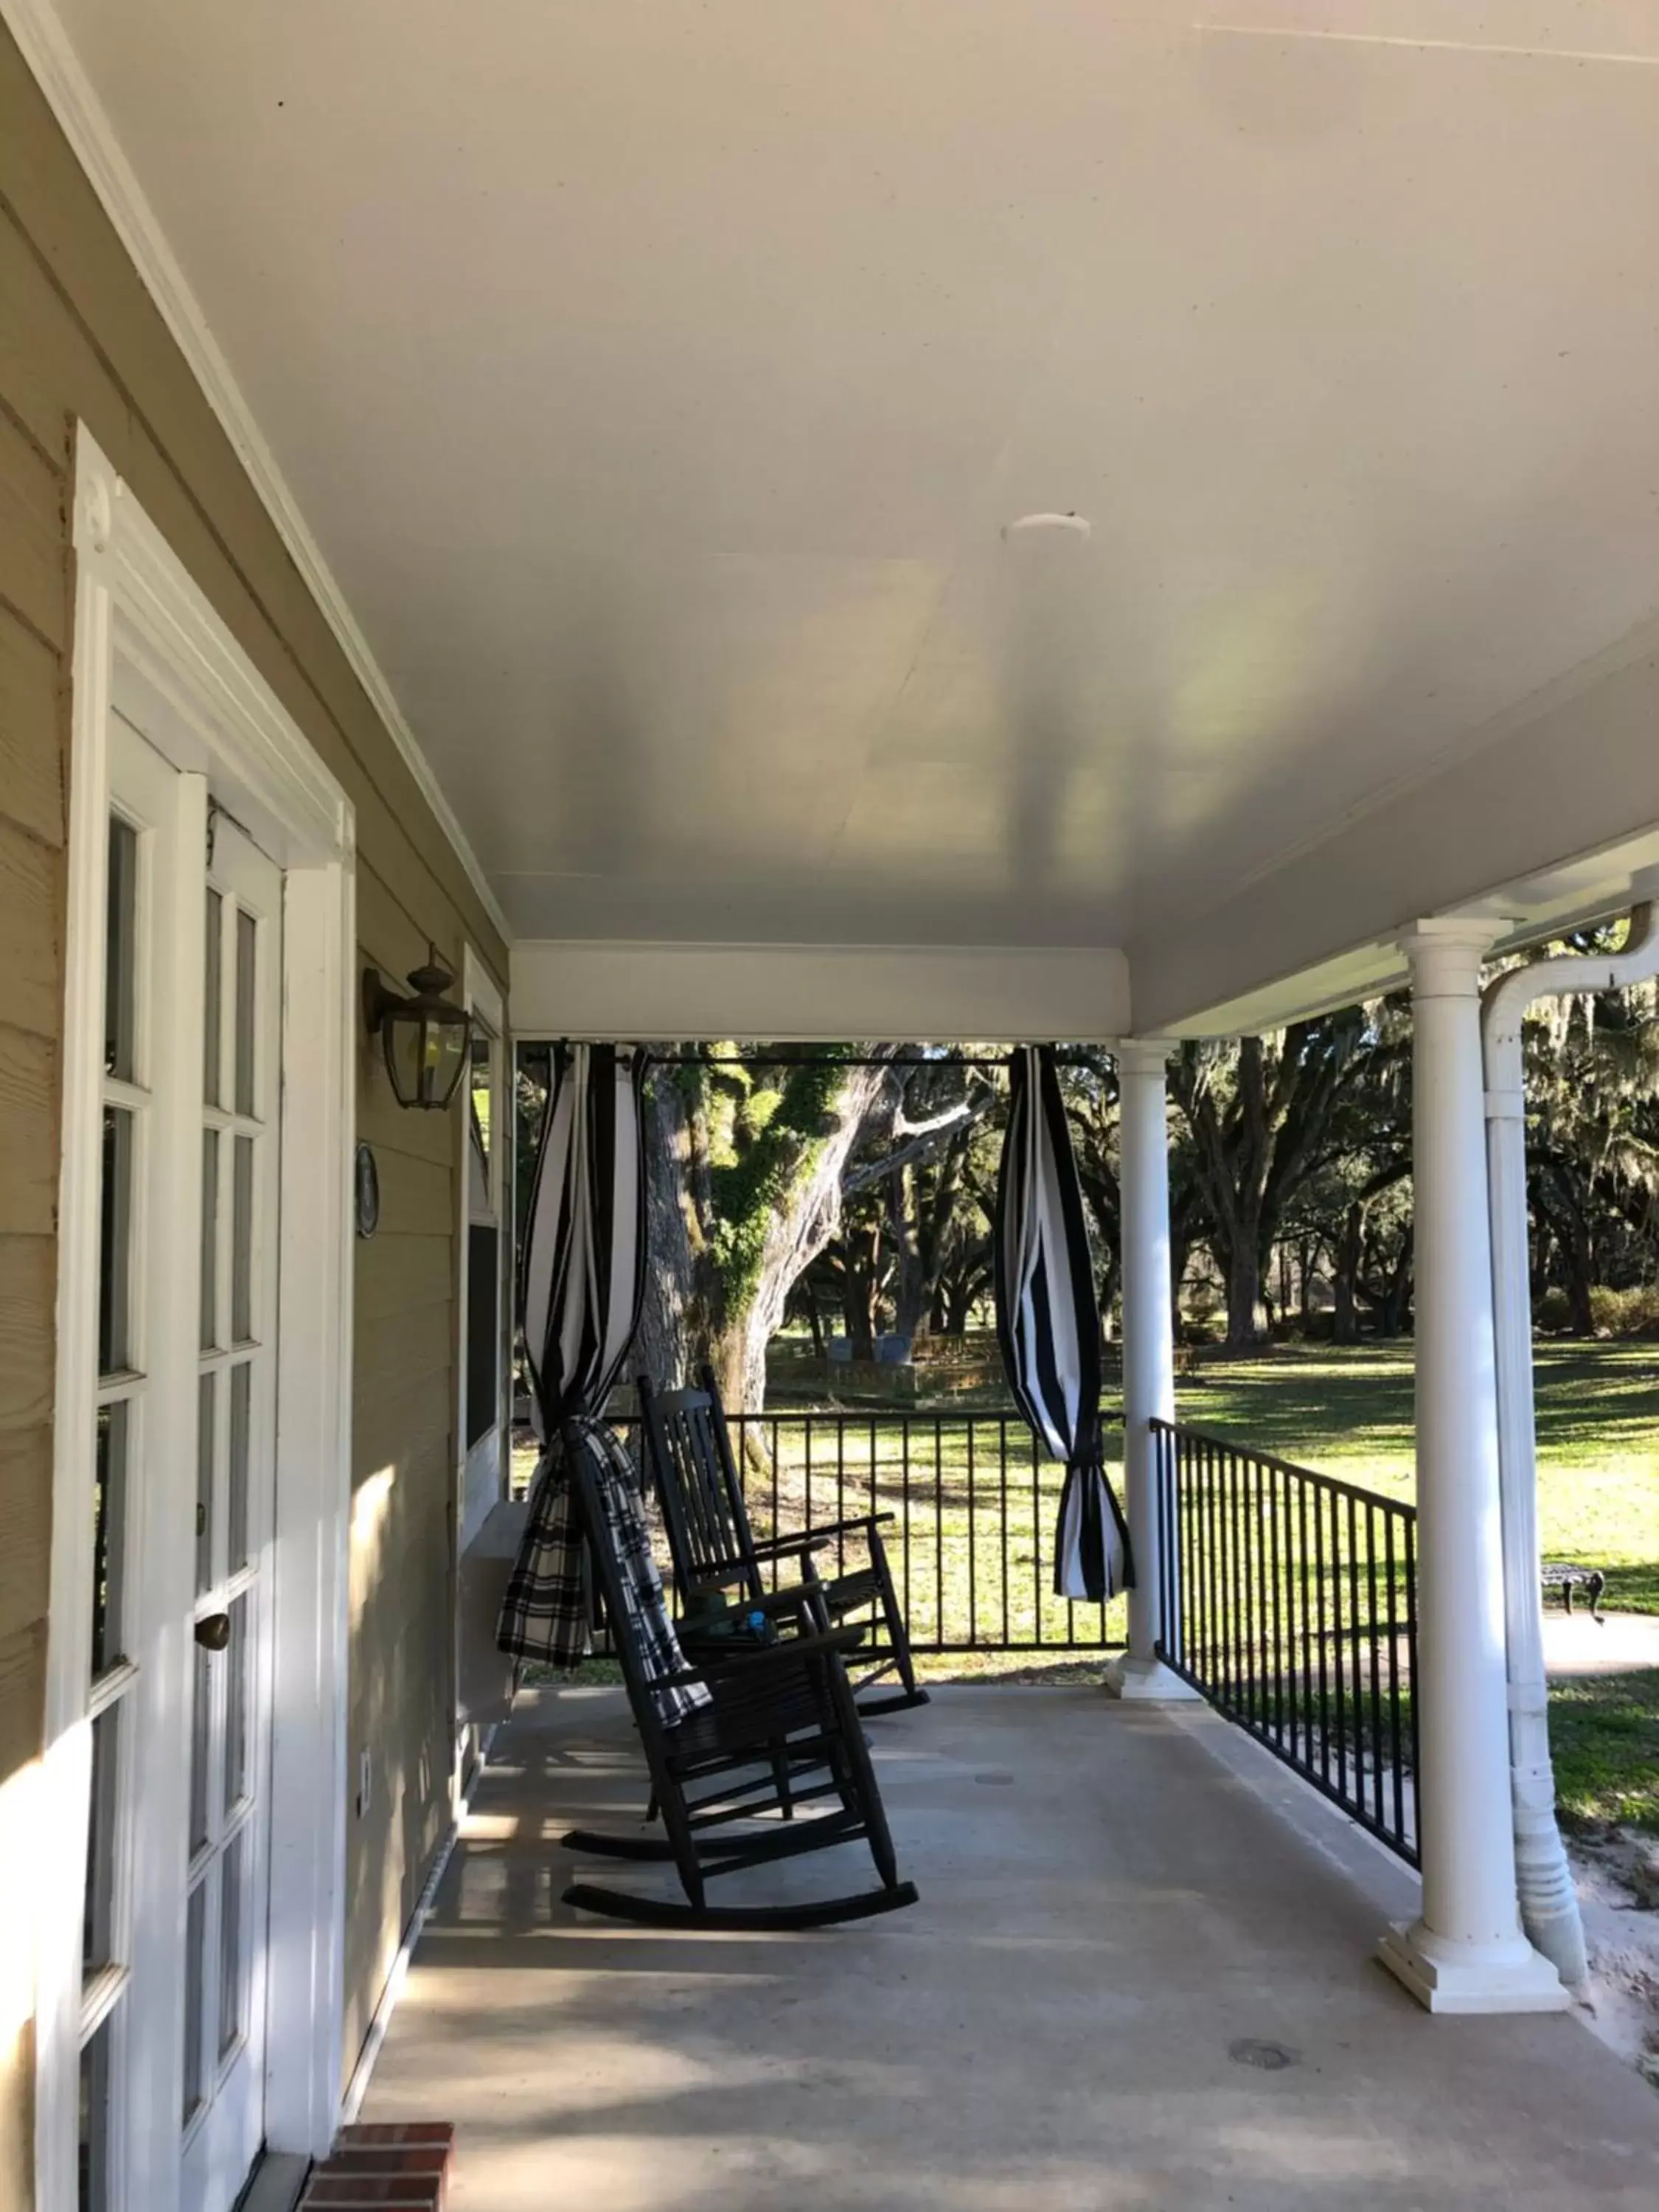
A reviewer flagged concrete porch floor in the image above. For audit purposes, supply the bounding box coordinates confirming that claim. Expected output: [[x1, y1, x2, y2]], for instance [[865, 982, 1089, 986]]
[[361, 1684, 1659, 2209]]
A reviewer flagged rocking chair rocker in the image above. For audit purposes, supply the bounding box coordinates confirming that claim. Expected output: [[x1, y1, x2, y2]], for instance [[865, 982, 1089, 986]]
[[557, 1417, 919, 1930]]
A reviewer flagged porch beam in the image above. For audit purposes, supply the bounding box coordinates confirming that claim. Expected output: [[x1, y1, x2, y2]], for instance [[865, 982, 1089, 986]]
[[1377, 922, 1565, 2014], [508, 939, 1130, 1045], [1106, 1039, 1198, 1703]]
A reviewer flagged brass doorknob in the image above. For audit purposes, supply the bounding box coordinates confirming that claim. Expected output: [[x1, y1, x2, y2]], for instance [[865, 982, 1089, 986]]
[[193, 1613, 231, 1652]]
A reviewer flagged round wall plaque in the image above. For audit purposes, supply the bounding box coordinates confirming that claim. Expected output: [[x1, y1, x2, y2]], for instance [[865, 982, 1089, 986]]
[[355, 1141, 380, 1239]]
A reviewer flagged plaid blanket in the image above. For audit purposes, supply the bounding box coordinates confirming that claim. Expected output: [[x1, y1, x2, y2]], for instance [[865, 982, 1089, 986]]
[[495, 1430, 588, 1669], [497, 1422, 709, 1730]]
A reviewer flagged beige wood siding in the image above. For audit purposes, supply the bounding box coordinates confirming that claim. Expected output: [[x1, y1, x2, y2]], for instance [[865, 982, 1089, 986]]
[[0, 25, 508, 2191]]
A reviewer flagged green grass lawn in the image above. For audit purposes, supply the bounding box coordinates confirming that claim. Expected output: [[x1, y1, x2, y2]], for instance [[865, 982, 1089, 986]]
[[1549, 1671, 1659, 1837], [1177, 1340, 1659, 1616]]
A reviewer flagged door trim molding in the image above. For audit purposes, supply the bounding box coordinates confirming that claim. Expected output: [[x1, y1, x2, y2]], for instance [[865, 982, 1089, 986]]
[[456, 948, 507, 1557], [39, 425, 358, 2208]]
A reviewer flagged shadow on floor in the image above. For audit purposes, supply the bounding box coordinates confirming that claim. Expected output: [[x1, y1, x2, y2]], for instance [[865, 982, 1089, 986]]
[[363, 1684, 1659, 2211]]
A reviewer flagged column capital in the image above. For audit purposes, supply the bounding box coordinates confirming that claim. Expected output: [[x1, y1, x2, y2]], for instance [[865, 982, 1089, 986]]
[[1112, 1036, 1178, 1077], [1398, 918, 1509, 998]]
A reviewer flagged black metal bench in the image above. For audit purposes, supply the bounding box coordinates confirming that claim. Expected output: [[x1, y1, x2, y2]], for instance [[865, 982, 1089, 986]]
[[1540, 1562, 1606, 1622]]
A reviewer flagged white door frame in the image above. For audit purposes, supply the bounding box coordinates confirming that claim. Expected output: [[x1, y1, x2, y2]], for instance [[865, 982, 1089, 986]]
[[38, 425, 357, 2208], [456, 948, 508, 1560]]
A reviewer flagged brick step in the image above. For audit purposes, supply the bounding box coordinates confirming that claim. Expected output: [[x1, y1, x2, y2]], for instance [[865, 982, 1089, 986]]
[[298, 2122, 455, 2211]]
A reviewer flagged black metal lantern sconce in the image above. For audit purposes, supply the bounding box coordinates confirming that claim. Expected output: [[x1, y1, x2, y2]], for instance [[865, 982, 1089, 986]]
[[362, 945, 473, 1111]]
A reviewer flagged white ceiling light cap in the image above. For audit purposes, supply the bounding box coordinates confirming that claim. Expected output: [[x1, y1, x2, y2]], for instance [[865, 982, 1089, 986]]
[[1002, 512, 1092, 543]]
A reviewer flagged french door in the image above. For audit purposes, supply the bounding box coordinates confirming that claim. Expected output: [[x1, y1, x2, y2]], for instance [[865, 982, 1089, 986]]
[[79, 714, 282, 2212]]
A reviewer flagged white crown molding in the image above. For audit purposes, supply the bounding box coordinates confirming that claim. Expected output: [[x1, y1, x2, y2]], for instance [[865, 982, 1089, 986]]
[[1, 0, 512, 947]]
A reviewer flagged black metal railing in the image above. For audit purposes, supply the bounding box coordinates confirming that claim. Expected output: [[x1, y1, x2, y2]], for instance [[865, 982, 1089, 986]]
[[603, 1411, 1127, 1657], [1153, 1419, 1420, 1865]]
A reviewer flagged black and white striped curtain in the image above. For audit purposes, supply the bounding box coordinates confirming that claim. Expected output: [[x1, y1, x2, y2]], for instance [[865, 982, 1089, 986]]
[[994, 1045, 1133, 1602], [498, 1043, 649, 1664], [519, 1042, 649, 1436]]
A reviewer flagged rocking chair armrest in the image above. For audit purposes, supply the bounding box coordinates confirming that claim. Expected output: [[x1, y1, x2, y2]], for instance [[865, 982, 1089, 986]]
[[649, 1623, 867, 1691], [789, 1512, 896, 1545], [681, 1565, 752, 1596], [740, 1531, 835, 1564]]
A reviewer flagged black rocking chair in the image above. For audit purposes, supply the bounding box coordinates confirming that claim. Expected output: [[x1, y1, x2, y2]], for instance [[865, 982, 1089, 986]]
[[557, 1416, 919, 1930], [637, 1366, 929, 1718]]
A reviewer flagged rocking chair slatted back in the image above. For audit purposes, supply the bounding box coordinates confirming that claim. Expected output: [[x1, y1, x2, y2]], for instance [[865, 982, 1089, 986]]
[[636, 1366, 931, 1719], [638, 1369, 762, 1601]]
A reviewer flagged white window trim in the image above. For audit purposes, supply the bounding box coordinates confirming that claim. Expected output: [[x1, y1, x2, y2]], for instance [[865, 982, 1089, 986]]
[[456, 947, 508, 1558], [38, 425, 358, 2208]]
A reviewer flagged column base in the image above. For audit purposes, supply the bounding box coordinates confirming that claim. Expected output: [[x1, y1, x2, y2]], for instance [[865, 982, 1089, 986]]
[[1377, 1919, 1569, 2014], [1104, 1654, 1203, 1703]]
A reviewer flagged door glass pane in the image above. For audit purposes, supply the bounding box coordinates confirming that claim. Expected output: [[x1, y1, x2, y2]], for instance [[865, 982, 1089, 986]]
[[104, 815, 136, 1083], [182, 1879, 206, 2124], [470, 1037, 493, 1171], [188, 1643, 211, 1860], [82, 1703, 120, 1974], [203, 888, 223, 1105], [227, 1364, 250, 1575], [91, 1400, 129, 1679], [200, 1131, 219, 1351], [232, 1136, 254, 1344], [467, 1224, 501, 1450], [98, 1109, 133, 1377], [234, 909, 257, 1116], [218, 1827, 243, 2060], [195, 1375, 215, 1596], [79, 2008, 114, 2212], [223, 1596, 248, 1816]]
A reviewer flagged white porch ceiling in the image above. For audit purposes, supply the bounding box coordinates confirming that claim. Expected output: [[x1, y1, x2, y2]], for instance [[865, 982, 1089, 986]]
[[38, 0, 1659, 1020]]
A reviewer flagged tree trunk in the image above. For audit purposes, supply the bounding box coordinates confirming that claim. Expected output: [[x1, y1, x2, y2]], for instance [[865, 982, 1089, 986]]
[[1222, 1235, 1269, 1348], [1529, 1220, 1554, 1313], [1097, 1253, 1119, 1343], [888, 1166, 929, 1348], [636, 1055, 899, 1418], [634, 1069, 710, 1394], [1332, 1204, 1363, 1345], [1382, 1227, 1414, 1337], [708, 1317, 769, 1426], [941, 1260, 988, 1335], [1169, 1226, 1194, 1315], [1561, 1214, 1596, 1336], [841, 1217, 884, 1360]]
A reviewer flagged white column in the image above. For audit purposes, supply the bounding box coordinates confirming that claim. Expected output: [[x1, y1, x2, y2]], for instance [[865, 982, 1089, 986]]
[[1106, 1039, 1198, 1701], [1377, 923, 1565, 2012]]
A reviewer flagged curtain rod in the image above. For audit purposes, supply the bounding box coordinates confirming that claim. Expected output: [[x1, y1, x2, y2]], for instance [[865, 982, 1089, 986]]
[[644, 1050, 1015, 1071], [527, 1045, 1115, 1072]]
